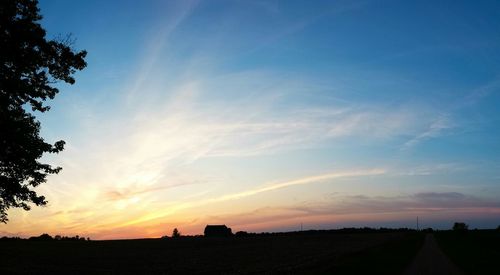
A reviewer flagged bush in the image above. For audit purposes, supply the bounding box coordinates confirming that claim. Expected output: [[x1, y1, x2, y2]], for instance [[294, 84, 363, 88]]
[[172, 228, 181, 238], [452, 222, 468, 231]]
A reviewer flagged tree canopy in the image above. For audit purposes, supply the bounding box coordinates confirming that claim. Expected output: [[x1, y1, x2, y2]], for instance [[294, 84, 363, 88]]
[[0, 0, 87, 222], [452, 222, 469, 231], [172, 228, 181, 238]]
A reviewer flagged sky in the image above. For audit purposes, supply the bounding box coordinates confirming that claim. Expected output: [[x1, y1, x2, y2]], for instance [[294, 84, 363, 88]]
[[2, 0, 500, 239]]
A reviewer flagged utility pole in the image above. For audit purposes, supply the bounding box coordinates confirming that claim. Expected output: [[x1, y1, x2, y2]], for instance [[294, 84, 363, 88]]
[[300, 223, 303, 231], [417, 216, 419, 231]]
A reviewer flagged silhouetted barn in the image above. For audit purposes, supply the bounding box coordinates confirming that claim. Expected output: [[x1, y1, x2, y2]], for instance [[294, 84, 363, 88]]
[[204, 225, 232, 237]]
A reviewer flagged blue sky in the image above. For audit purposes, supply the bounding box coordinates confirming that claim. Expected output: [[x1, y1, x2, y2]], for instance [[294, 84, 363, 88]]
[[2, 0, 500, 239]]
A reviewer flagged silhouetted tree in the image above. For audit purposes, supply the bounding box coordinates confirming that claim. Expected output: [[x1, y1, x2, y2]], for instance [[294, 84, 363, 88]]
[[29, 233, 53, 241], [235, 231, 249, 237], [0, 0, 87, 222], [172, 228, 181, 238], [452, 222, 468, 231]]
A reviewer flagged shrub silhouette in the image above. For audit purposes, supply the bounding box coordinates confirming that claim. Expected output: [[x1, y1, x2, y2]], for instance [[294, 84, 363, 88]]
[[452, 222, 469, 231], [29, 233, 53, 241], [172, 228, 181, 238], [235, 231, 249, 237]]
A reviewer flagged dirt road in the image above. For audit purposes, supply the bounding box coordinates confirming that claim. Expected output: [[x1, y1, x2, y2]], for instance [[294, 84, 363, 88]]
[[404, 234, 463, 275]]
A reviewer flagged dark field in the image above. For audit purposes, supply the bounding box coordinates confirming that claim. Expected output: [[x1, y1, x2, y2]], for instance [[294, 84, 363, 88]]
[[435, 230, 500, 275], [0, 232, 424, 274]]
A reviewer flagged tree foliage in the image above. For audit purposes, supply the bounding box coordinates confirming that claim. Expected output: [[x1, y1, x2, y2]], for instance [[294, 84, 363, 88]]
[[452, 222, 469, 231], [172, 228, 181, 238], [0, 0, 87, 222]]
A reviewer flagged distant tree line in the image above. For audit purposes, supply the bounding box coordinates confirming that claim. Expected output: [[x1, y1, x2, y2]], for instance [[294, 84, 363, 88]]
[[162, 224, 500, 239], [233, 227, 419, 237], [3, 223, 498, 241], [161, 228, 182, 239], [0, 233, 90, 241], [160, 227, 421, 239]]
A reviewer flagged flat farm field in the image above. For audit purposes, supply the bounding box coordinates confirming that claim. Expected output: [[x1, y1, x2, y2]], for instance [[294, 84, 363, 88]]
[[0, 231, 423, 274]]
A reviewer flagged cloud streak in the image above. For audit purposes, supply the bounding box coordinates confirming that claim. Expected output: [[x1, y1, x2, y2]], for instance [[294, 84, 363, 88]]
[[114, 168, 385, 228], [126, 0, 198, 103], [209, 169, 385, 202], [402, 114, 454, 149], [163, 191, 500, 234]]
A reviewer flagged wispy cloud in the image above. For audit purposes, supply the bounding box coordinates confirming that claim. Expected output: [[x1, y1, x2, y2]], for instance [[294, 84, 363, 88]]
[[104, 184, 190, 201], [62, 70, 434, 183], [209, 169, 385, 202], [126, 0, 198, 103], [400, 77, 500, 150], [29, 67, 456, 238], [241, 0, 367, 56], [402, 114, 454, 149], [460, 78, 500, 107], [332, 192, 500, 213], [171, 191, 500, 233], [114, 168, 385, 228], [396, 162, 469, 176]]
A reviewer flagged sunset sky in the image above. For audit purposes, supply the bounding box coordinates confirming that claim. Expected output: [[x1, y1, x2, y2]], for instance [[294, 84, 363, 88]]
[[2, 0, 500, 239]]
